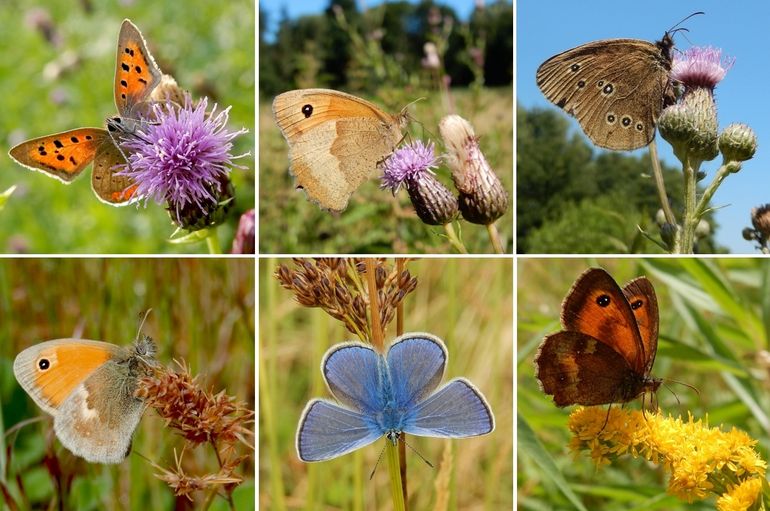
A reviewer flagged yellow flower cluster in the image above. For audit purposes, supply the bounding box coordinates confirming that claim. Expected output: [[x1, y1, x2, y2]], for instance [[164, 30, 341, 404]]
[[568, 407, 767, 508]]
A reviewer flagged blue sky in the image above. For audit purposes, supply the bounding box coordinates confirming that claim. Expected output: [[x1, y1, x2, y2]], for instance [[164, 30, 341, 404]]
[[260, 0, 482, 41], [517, 1, 770, 253]]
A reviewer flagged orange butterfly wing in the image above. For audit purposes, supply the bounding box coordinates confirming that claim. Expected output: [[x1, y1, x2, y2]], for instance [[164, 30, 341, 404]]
[[622, 276, 659, 375], [114, 19, 162, 118], [9, 129, 111, 182]]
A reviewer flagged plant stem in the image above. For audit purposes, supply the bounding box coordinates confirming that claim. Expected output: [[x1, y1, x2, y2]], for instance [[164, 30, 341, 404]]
[[442, 223, 468, 254], [206, 229, 222, 254], [676, 156, 699, 254], [694, 163, 733, 219], [486, 223, 504, 254], [649, 140, 677, 226], [386, 440, 406, 511]]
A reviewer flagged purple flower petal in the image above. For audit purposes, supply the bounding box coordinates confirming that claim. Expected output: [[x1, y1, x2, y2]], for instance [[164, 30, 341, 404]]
[[671, 46, 734, 90], [380, 141, 439, 193]]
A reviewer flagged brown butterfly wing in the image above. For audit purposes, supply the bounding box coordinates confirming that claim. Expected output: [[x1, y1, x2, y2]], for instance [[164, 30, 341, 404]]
[[92, 139, 137, 206], [535, 331, 647, 406], [536, 37, 672, 151], [622, 276, 659, 375], [560, 268, 646, 374], [272, 89, 405, 212], [114, 19, 162, 118], [9, 128, 111, 183]]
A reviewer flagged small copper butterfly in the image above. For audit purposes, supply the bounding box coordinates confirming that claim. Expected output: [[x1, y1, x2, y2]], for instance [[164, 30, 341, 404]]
[[9, 19, 162, 205], [535, 268, 662, 406]]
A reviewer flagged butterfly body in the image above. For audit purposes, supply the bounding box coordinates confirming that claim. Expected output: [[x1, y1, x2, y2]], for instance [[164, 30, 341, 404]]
[[536, 34, 675, 151], [273, 88, 409, 212], [13, 336, 157, 464], [9, 19, 162, 206], [297, 333, 494, 462], [535, 268, 661, 407]]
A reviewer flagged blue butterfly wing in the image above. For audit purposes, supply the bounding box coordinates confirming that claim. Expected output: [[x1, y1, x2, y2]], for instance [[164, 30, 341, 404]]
[[387, 334, 447, 409], [323, 342, 383, 413], [296, 399, 383, 462], [402, 378, 494, 438]]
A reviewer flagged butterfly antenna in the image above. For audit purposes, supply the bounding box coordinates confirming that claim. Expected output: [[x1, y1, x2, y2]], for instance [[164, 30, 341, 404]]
[[370, 443, 387, 480], [135, 308, 152, 341], [667, 11, 705, 33], [600, 403, 612, 433], [403, 439, 433, 468]]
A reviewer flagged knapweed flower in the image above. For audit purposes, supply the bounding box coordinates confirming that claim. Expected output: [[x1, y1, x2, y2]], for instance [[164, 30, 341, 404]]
[[380, 141, 458, 226], [118, 95, 248, 230], [439, 115, 508, 225], [568, 408, 767, 505]]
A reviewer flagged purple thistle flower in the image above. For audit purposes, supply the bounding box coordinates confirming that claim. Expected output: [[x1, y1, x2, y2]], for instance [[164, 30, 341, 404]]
[[119, 95, 248, 224], [380, 141, 440, 193], [671, 46, 734, 90]]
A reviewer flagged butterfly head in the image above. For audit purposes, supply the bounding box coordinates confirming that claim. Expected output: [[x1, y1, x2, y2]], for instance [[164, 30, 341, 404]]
[[385, 430, 401, 445]]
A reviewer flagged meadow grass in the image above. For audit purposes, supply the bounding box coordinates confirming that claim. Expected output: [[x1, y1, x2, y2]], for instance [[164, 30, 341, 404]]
[[259, 258, 513, 509], [0, 2, 254, 253], [259, 87, 513, 254], [0, 258, 255, 510], [517, 258, 770, 510]]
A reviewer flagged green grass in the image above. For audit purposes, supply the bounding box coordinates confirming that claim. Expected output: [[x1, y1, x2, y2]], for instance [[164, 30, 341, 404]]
[[517, 258, 770, 511], [259, 87, 513, 254], [0, 2, 254, 253], [259, 258, 513, 509], [0, 259, 255, 510]]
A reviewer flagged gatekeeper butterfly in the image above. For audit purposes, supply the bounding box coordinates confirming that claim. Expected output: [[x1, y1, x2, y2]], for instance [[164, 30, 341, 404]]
[[9, 19, 162, 205], [535, 268, 662, 406]]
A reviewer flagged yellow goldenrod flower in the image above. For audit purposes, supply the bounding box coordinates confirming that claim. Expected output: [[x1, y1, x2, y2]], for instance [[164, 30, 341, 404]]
[[568, 407, 767, 506], [716, 477, 763, 511]]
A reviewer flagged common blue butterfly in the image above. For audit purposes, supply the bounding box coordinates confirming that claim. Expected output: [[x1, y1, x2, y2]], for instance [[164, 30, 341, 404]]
[[296, 333, 495, 462]]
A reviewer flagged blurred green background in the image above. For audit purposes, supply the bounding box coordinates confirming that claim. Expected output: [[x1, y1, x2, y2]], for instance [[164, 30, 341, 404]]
[[0, 1, 254, 253], [259, 1, 513, 253], [259, 258, 513, 509], [517, 258, 770, 510], [0, 258, 255, 510]]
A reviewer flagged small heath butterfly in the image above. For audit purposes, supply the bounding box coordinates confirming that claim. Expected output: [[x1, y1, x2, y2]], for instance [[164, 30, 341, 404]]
[[535, 268, 662, 406], [13, 336, 158, 463], [272, 89, 409, 212]]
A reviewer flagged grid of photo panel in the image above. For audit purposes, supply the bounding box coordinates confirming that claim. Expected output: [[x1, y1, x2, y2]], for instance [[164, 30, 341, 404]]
[[4, 0, 770, 510]]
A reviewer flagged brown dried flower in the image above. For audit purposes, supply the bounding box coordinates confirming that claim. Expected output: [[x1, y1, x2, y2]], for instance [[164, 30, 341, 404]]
[[275, 258, 418, 341]]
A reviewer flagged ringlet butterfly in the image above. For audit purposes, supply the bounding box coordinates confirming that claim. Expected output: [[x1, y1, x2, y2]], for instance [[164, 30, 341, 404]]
[[535, 13, 703, 151], [535, 268, 662, 407]]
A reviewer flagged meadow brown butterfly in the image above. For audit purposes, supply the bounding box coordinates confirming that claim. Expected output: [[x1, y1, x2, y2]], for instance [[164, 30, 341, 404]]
[[536, 34, 677, 151], [9, 19, 162, 205], [535, 268, 662, 406], [272, 89, 409, 212], [13, 336, 157, 463]]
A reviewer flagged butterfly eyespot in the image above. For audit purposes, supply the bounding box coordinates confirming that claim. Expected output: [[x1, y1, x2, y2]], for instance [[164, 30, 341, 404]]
[[635, 122, 644, 132], [631, 299, 644, 309], [606, 113, 617, 125], [301, 104, 314, 118], [576, 79, 586, 89], [596, 294, 611, 307], [601, 83, 614, 96], [570, 63, 580, 72], [596, 80, 604, 87], [37, 358, 51, 371], [621, 116, 633, 127]]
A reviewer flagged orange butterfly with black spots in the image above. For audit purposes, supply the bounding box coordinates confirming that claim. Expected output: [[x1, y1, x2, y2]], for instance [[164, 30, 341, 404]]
[[9, 19, 162, 205], [535, 268, 662, 407]]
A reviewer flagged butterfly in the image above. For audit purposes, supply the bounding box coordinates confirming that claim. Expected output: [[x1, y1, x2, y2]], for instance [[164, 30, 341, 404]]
[[13, 336, 157, 463], [296, 333, 495, 462], [536, 33, 677, 151], [9, 19, 162, 205], [535, 268, 662, 406], [272, 89, 409, 212]]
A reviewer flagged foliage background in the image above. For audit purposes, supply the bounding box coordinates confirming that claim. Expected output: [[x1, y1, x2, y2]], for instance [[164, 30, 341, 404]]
[[516, 107, 723, 254], [259, 0, 513, 254], [517, 258, 770, 510], [259, 258, 513, 509], [0, 1, 254, 253], [0, 259, 255, 510]]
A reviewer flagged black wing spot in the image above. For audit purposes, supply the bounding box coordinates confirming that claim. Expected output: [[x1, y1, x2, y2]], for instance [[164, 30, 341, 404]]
[[556, 98, 567, 108], [70, 136, 79, 143], [121, 63, 130, 71], [631, 299, 644, 310], [622, 116, 632, 127], [53, 139, 63, 148], [301, 104, 314, 118], [596, 294, 611, 307], [56, 154, 65, 161]]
